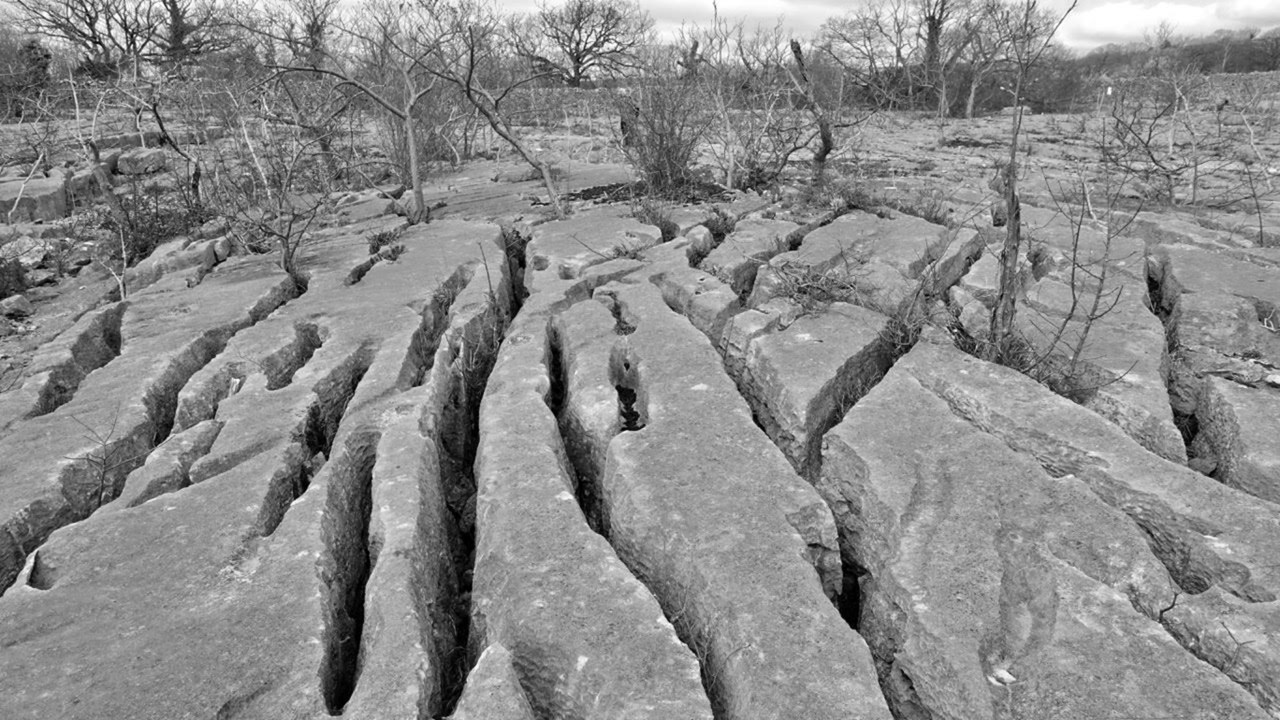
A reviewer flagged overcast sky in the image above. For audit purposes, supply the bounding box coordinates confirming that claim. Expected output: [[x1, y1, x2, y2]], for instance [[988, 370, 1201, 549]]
[[507, 0, 1280, 52]]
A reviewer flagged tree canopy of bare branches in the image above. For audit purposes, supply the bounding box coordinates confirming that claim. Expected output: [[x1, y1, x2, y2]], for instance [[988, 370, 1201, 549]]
[[517, 0, 652, 87], [10, 0, 226, 76]]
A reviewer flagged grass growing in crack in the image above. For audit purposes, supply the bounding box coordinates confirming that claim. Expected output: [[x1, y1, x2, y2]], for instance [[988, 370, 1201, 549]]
[[365, 227, 403, 255], [570, 233, 650, 262], [703, 206, 737, 241], [774, 261, 864, 314], [632, 198, 679, 242]]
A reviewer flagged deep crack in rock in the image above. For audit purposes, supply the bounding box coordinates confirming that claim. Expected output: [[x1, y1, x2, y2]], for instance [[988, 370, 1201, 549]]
[[320, 429, 380, 715]]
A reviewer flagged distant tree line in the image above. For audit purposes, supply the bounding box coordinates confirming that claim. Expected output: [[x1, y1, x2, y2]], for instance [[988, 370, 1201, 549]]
[[1, 0, 1275, 122]]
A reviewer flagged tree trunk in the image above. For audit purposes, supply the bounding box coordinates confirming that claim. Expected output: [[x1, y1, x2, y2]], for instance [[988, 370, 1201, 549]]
[[925, 13, 944, 112], [966, 77, 979, 118], [989, 102, 1024, 359], [938, 69, 949, 118], [813, 119, 834, 185], [405, 112, 427, 224]]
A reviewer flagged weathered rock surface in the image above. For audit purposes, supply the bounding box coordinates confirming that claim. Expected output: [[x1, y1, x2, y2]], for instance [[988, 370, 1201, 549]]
[[2, 185, 1278, 720], [879, 335, 1280, 714], [524, 207, 662, 294], [749, 211, 982, 314], [952, 206, 1185, 461], [0, 293, 34, 317], [450, 644, 537, 720], [1149, 242, 1280, 502], [1190, 376, 1280, 503], [0, 262, 296, 593], [821, 342, 1265, 720], [0, 169, 68, 222], [0, 301, 125, 432], [553, 279, 889, 720], [116, 147, 168, 175], [698, 217, 799, 296], [471, 286, 712, 718], [733, 301, 891, 478], [1019, 269, 1185, 461], [1150, 242, 1280, 386], [0, 219, 516, 718]]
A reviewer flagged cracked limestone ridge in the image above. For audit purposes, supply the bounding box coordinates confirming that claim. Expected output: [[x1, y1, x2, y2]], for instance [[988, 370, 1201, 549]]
[[347, 242, 512, 717], [698, 217, 799, 297], [470, 292, 711, 719], [593, 279, 888, 720], [1149, 242, 1280, 498], [0, 300, 127, 432], [448, 644, 536, 720], [733, 301, 893, 480], [0, 221, 511, 718], [819, 344, 1265, 720], [0, 261, 298, 594], [747, 211, 983, 315], [886, 333, 1280, 715]]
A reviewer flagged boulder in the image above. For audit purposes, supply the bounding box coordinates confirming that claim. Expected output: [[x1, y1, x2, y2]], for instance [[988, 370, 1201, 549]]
[[0, 294, 34, 318], [698, 217, 798, 296], [0, 170, 68, 222], [1191, 376, 1280, 504], [0, 236, 49, 269], [525, 208, 662, 294], [116, 147, 168, 176]]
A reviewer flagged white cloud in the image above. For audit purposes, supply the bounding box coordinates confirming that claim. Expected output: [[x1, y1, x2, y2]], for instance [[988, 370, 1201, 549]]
[[1215, 0, 1280, 26], [1058, 0, 1280, 49]]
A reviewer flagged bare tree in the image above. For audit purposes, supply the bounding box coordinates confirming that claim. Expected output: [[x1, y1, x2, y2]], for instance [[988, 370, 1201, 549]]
[[11, 0, 162, 77], [679, 18, 801, 189], [519, 0, 652, 87], [918, 0, 963, 115], [424, 0, 568, 216], [152, 0, 227, 70], [958, 0, 1013, 118], [254, 0, 441, 222], [988, 0, 1077, 359], [822, 0, 921, 108], [788, 39, 837, 184]]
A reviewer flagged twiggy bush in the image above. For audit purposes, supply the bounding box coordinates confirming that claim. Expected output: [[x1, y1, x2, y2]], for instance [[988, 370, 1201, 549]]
[[616, 82, 706, 198]]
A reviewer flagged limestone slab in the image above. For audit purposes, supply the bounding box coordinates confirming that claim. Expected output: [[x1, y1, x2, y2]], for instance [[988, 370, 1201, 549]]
[[593, 280, 889, 720], [0, 262, 295, 593], [1192, 377, 1280, 504], [890, 335, 1280, 713], [737, 301, 891, 478], [822, 366, 1264, 720], [450, 644, 536, 720], [472, 297, 712, 720], [698, 217, 798, 296]]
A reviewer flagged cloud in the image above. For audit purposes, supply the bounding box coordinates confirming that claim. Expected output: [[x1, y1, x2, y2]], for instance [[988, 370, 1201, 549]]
[[1060, 0, 1280, 49], [1215, 0, 1280, 26]]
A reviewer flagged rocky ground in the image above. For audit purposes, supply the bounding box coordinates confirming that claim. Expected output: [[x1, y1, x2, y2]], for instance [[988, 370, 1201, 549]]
[[1, 110, 1280, 719]]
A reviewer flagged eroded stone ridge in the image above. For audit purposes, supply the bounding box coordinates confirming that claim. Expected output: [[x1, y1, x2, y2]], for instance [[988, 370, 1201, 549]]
[[1, 197, 1277, 720]]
